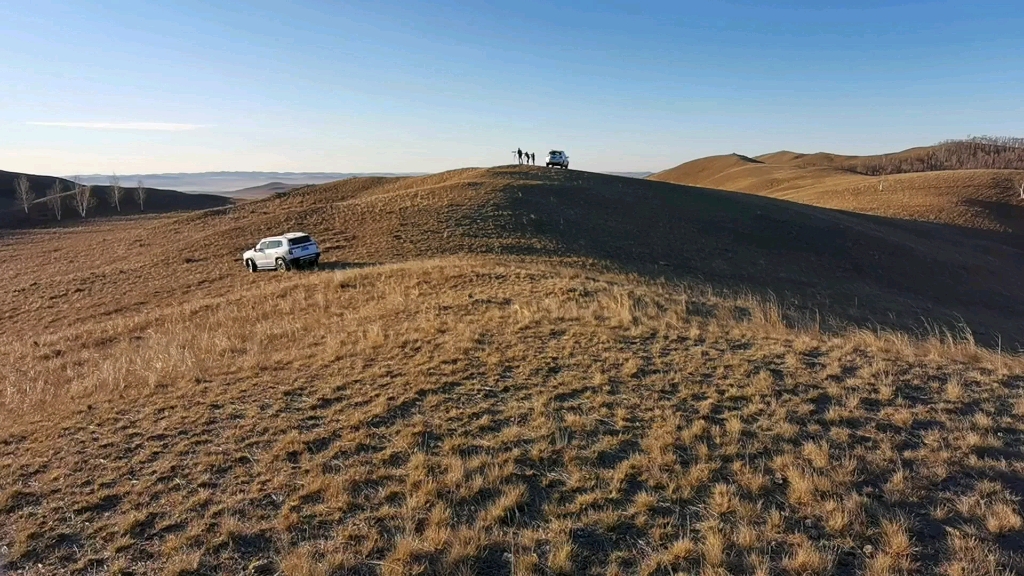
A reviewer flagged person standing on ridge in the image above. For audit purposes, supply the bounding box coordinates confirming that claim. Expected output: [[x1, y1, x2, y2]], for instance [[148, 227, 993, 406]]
[[531, 152, 536, 165], [517, 148, 523, 165]]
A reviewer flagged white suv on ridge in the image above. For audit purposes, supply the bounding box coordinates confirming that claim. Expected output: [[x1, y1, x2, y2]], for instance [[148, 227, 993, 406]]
[[243, 232, 321, 272], [546, 150, 569, 169]]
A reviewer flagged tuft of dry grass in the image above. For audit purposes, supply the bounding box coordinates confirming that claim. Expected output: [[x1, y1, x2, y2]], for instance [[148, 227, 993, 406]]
[[782, 537, 835, 575], [984, 503, 1023, 535]]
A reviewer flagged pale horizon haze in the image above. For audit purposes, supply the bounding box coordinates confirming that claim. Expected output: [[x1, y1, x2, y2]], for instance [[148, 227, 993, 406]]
[[2, 0, 1022, 176]]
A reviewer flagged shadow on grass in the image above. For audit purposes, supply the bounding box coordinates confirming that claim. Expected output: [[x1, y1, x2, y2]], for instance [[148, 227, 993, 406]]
[[498, 170, 1024, 348]]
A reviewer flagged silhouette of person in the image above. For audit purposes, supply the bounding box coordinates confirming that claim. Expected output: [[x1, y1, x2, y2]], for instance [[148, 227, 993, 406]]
[[531, 153, 536, 165], [517, 148, 523, 165]]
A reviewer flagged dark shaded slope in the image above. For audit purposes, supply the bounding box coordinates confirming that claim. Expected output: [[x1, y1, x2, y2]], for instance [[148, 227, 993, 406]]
[[495, 167, 1024, 345]]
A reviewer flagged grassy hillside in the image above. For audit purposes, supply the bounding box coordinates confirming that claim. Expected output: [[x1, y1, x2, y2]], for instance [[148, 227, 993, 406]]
[[2, 166, 1023, 575], [4, 165, 1023, 343], [648, 154, 856, 197], [649, 154, 1024, 234], [0, 169, 232, 227]]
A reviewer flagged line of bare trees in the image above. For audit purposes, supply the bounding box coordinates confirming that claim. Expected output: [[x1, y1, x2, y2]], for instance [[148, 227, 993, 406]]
[[848, 136, 1024, 176], [10, 175, 148, 221]]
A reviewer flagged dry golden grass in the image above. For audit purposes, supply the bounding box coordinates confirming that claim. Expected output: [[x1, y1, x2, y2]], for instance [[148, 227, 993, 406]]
[[2, 257, 1023, 574], [2, 166, 1024, 574]]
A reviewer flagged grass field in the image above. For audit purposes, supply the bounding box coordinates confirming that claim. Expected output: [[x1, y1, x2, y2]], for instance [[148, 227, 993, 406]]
[[2, 166, 1024, 575]]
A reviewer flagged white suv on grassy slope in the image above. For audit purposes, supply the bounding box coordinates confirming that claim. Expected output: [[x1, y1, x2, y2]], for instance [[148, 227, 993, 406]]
[[243, 232, 321, 272], [546, 150, 569, 169]]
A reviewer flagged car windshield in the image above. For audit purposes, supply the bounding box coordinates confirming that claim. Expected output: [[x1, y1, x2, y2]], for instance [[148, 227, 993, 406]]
[[549, 151, 562, 156], [288, 235, 313, 246]]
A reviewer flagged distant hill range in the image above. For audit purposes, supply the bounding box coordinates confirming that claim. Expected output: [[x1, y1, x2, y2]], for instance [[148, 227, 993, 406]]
[[1, 170, 231, 227], [599, 171, 654, 179], [75, 170, 653, 195], [649, 138, 1024, 235], [75, 171, 428, 194]]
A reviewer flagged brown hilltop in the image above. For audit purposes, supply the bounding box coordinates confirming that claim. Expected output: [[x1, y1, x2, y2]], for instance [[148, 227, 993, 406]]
[[3, 165, 1024, 575], [649, 153, 855, 197]]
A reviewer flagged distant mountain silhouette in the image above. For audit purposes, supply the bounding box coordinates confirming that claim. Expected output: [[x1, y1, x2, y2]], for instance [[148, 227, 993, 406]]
[[599, 171, 654, 179], [75, 171, 428, 193]]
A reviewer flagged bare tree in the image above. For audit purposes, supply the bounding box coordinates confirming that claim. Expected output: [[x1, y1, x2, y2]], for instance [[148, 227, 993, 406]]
[[878, 154, 886, 191], [134, 179, 147, 211], [70, 178, 96, 218], [46, 180, 64, 221], [14, 175, 34, 214], [108, 173, 124, 212]]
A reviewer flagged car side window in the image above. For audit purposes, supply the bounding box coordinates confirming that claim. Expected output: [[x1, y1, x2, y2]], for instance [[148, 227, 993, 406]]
[[268, 240, 283, 249], [259, 241, 269, 250]]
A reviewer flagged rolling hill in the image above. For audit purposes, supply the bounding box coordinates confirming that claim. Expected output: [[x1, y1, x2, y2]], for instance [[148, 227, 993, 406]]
[[0, 170, 232, 227], [649, 150, 1024, 234], [227, 181, 303, 199], [2, 165, 1023, 575]]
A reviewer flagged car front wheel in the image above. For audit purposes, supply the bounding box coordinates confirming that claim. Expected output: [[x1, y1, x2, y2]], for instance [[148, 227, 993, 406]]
[[246, 259, 258, 273]]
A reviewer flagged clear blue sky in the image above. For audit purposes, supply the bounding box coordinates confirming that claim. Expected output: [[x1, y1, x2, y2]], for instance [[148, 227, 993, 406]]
[[2, 0, 1022, 175]]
